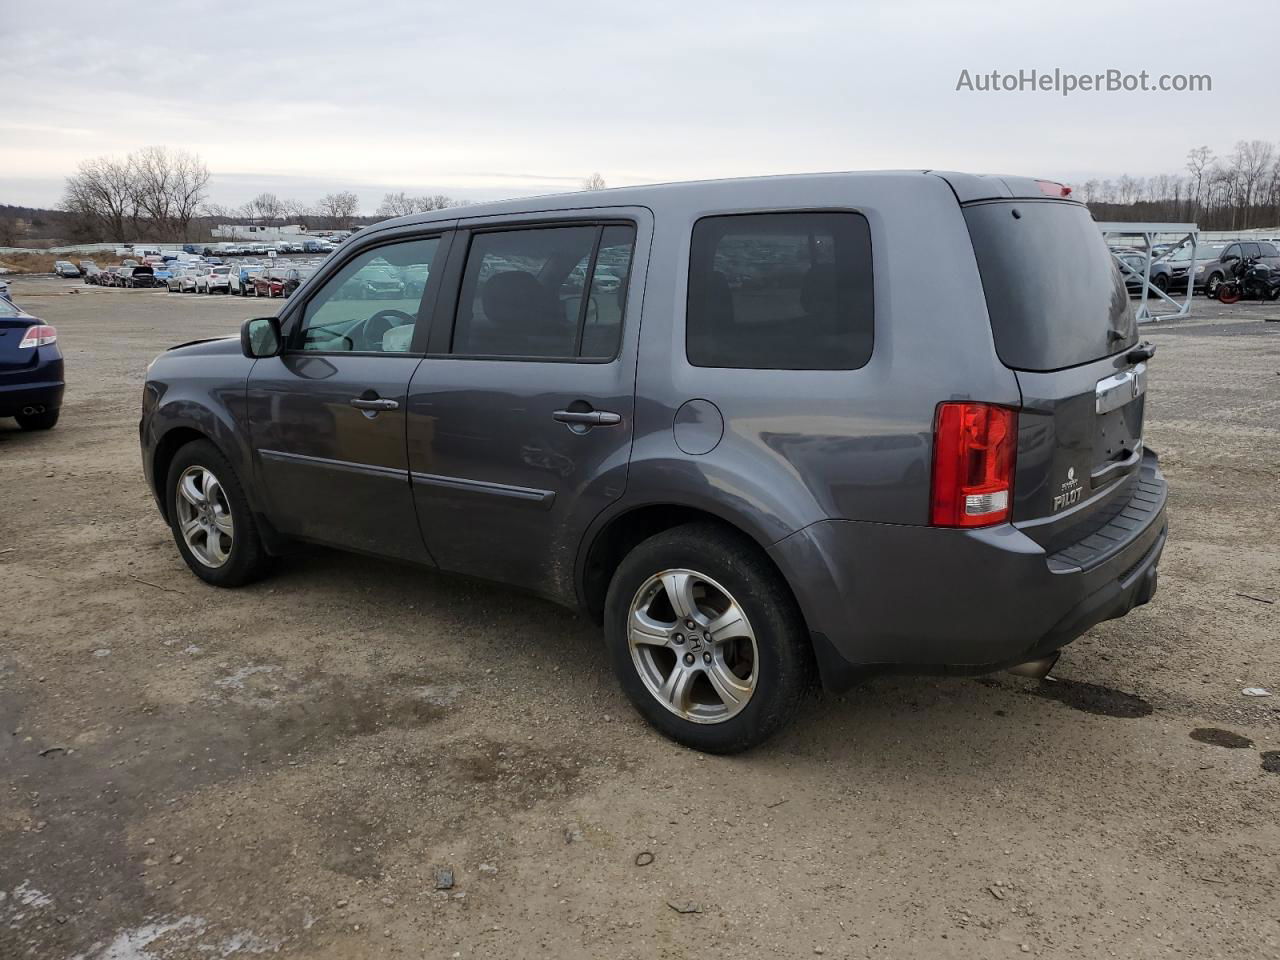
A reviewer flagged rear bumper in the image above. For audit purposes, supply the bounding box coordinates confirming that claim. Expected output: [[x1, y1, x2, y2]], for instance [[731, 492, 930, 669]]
[[0, 360, 65, 417], [770, 452, 1167, 690]]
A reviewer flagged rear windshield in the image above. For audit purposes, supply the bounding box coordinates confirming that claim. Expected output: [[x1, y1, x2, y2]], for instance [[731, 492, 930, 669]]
[[963, 200, 1136, 372]]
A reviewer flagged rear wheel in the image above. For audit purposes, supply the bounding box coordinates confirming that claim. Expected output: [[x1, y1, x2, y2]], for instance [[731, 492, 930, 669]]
[[604, 522, 812, 753], [165, 440, 269, 587], [16, 409, 59, 431]]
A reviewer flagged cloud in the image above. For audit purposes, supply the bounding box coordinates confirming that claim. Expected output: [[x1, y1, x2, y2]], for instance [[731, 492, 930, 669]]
[[0, 0, 1248, 209]]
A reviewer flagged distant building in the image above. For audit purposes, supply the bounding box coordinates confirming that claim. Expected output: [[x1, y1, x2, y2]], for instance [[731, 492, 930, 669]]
[[211, 223, 309, 240]]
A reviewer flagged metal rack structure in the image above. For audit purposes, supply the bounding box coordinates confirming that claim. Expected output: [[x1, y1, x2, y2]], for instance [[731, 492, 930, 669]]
[[1098, 222, 1199, 323]]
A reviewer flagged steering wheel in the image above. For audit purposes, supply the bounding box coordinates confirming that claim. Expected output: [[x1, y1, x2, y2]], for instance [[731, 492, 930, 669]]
[[360, 309, 416, 350]]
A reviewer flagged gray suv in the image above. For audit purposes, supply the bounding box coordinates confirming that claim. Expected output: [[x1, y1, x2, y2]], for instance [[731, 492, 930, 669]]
[[139, 171, 1167, 753]]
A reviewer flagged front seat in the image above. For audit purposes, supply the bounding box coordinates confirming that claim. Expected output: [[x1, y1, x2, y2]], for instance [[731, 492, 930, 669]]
[[478, 271, 572, 356]]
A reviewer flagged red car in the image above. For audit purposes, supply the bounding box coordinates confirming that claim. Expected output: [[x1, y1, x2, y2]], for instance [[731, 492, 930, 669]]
[[251, 267, 288, 298]]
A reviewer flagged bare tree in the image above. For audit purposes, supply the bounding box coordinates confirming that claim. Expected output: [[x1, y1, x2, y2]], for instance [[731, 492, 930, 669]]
[[376, 191, 418, 218], [60, 155, 138, 240], [317, 191, 361, 228], [581, 172, 607, 191], [169, 150, 211, 239], [60, 147, 209, 241], [1230, 140, 1275, 228], [421, 194, 459, 211], [245, 192, 287, 224], [0, 217, 27, 246], [376, 192, 461, 219], [1185, 145, 1213, 216], [283, 199, 316, 229]]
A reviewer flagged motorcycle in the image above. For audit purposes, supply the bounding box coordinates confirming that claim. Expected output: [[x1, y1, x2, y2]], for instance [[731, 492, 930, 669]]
[[1214, 256, 1280, 303]]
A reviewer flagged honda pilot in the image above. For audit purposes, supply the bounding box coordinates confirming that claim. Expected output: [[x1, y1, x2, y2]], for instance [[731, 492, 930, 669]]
[[139, 171, 1167, 753]]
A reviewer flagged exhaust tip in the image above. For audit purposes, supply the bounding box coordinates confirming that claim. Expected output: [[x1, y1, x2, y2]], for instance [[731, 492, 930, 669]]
[[1007, 653, 1060, 681]]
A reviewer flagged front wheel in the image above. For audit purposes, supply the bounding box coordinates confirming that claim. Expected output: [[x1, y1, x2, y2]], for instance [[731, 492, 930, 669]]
[[165, 440, 270, 587], [603, 523, 812, 753], [1217, 282, 1241, 304]]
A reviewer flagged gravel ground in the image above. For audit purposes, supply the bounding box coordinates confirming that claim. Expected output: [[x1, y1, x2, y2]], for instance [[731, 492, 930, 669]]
[[2, 279, 1278, 960]]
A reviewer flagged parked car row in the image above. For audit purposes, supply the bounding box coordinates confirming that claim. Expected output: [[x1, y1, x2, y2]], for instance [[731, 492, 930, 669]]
[[164, 260, 322, 298], [83, 263, 166, 288], [203, 238, 339, 257], [1112, 238, 1280, 298]]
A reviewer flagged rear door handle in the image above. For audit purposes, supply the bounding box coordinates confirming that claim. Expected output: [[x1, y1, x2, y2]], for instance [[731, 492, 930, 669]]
[[553, 409, 621, 426], [350, 397, 399, 411]]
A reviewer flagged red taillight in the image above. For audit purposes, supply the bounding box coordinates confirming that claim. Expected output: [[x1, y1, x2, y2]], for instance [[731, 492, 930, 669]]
[[930, 402, 1017, 528], [18, 324, 57, 349], [1037, 179, 1072, 198]]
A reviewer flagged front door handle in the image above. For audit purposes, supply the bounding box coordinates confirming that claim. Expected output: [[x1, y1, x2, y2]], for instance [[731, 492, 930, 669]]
[[350, 397, 399, 411], [553, 408, 621, 427]]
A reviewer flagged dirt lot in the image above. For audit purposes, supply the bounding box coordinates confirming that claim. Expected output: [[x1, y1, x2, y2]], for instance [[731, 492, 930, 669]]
[[2, 278, 1278, 960]]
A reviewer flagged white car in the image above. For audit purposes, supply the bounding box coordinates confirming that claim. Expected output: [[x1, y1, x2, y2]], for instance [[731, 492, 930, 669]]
[[228, 265, 263, 295], [196, 265, 233, 293]]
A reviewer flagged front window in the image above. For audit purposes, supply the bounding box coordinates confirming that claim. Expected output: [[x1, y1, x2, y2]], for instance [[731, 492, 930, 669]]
[[295, 237, 440, 354]]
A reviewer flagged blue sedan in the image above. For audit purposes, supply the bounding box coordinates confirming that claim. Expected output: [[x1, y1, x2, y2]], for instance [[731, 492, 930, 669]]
[[0, 296, 64, 431]]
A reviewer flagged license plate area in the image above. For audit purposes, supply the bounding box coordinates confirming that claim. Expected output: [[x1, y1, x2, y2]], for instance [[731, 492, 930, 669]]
[[1093, 363, 1146, 486]]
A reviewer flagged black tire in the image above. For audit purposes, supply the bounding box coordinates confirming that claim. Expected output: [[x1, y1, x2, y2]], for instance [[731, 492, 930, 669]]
[[16, 409, 59, 431], [1205, 272, 1223, 297], [1153, 274, 1168, 292], [164, 439, 270, 588], [603, 522, 812, 753]]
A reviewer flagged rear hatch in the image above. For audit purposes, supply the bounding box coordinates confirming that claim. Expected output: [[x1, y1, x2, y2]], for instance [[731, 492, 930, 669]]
[[962, 195, 1156, 557]]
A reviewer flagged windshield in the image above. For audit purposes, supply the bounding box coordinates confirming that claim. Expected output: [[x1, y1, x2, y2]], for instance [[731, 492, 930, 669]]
[[0, 298, 23, 317], [964, 200, 1137, 372], [1164, 244, 1223, 263]]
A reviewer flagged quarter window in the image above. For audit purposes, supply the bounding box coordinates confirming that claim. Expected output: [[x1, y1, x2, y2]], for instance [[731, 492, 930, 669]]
[[295, 237, 439, 353], [451, 225, 636, 359], [686, 212, 873, 370]]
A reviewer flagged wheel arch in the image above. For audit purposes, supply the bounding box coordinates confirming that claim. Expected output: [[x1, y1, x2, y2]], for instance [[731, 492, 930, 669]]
[[150, 425, 216, 521], [577, 502, 806, 628]]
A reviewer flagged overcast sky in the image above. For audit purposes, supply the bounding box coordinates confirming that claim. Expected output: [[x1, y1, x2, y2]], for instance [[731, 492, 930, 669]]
[[0, 0, 1252, 212]]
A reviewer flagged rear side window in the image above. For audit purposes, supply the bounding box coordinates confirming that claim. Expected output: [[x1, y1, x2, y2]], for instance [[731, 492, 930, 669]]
[[452, 224, 636, 360], [686, 212, 873, 370], [1260, 242, 1279, 257], [963, 200, 1136, 372]]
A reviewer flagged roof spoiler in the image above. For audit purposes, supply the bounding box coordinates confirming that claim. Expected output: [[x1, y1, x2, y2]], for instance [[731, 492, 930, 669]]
[[928, 171, 1076, 204]]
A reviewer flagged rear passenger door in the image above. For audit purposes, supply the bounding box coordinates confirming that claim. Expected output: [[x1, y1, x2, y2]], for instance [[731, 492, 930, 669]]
[[405, 209, 651, 602]]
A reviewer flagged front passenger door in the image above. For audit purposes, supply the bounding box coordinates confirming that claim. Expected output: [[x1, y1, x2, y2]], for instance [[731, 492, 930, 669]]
[[246, 232, 449, 563]]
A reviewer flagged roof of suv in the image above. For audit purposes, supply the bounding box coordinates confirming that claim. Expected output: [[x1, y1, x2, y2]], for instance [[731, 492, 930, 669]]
[[360, 170, 1073, 237]]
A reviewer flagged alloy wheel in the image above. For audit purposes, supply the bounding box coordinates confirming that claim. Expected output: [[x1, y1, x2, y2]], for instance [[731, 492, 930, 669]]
[[174, 465, 234, 568], [627, 569, 758, 724]]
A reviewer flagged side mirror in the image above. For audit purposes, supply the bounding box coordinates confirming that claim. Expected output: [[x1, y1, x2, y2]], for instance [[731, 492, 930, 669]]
[[241, 316, 282, 358]]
